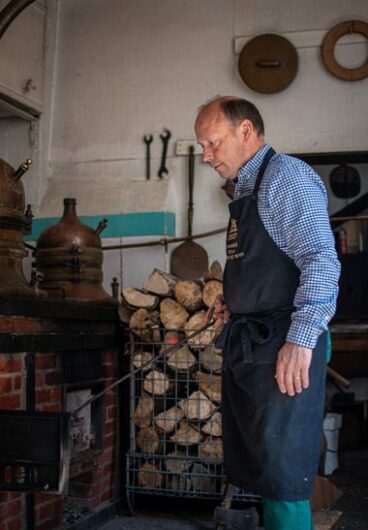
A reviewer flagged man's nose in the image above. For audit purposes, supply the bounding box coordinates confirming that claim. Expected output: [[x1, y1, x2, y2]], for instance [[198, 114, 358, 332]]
[[202, 148, 213, 163]]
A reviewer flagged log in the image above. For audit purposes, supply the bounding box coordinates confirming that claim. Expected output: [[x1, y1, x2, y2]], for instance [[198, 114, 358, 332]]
[[202, 280, 223, 308], [199, 345, 223, 374], [164, 451, 192, 473], [204, 260, 223, 282], [191, 463, 217, 493], [122, 287, 159, 309], [195, 372, 222, 404], [117, 299, 134, 324], [132, 351, 154, 372], [144, 268, 177, 297], [185, 311, 216, 349], [129, 308, 161, 343], [136, 427, 160, 453], [165, 474, 191, 492], [198, 436, 223, 460], [137, 462, 163, 488], [143, 370, 172, 396], [202, 411, 222, 437], [167, 345, 197, 373], [175, 280, 203, 312], [163, 330, 186, 346], [155, 406, 184, 433], [178, 390, 217, 421], [169, 422, 202, 445], [160, 298, 189, 329], [134, 395, 154, 429]]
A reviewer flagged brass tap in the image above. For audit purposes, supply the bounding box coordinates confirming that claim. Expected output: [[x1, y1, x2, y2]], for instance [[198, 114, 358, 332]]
[[13, 159, 32, 180]]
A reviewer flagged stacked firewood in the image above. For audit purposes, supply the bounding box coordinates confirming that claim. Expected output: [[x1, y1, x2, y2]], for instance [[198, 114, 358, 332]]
[[122, 262, 225, 493]]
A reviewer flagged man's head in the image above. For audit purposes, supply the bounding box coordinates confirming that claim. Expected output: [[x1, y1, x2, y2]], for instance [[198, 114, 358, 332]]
[[195, 96, 265, 180]]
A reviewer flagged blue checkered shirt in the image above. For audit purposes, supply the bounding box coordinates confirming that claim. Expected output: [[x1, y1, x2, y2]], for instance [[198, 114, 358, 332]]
[[234, 144, 340, 349]]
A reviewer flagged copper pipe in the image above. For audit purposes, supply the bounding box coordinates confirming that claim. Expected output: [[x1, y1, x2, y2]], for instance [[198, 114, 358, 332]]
[[0, 0, 36, 40]]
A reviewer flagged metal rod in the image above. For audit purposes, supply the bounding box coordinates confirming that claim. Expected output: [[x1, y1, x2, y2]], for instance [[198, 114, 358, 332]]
[[0, 0, 36, 39], [72, 315, 216, 417], [26, 215, 367, 254]]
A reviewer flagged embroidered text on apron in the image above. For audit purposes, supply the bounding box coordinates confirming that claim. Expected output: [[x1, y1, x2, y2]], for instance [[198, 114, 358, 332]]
[[219, 147, 326, 500]]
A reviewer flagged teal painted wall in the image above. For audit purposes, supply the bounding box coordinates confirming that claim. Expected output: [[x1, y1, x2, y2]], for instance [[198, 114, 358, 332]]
[[25, 211, 176, 240]]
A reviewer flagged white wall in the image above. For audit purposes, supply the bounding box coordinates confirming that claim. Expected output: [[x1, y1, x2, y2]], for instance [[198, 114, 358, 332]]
[[15, 0, 368, 289]]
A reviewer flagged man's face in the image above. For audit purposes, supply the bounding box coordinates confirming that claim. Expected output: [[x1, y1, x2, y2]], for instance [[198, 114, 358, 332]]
[[195, 109, 249, 180]]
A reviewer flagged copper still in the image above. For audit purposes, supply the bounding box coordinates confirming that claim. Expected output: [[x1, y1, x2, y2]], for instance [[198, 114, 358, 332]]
[[0, 157, 35, 297], [34, 198, 117, 304]]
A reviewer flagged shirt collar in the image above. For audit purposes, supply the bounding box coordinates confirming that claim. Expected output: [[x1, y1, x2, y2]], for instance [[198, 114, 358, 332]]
[[236, 143, 271, 186]]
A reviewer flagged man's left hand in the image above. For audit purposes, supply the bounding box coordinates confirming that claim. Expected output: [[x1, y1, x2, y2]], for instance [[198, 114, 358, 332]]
[[275, 342, 312, 397]]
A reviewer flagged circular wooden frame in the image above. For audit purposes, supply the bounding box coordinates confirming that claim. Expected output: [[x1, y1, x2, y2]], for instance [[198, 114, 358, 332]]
[[321, 20, 368, 81]]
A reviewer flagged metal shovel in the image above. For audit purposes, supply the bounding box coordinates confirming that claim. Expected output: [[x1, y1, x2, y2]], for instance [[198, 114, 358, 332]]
[[170, 145, 208, 279]]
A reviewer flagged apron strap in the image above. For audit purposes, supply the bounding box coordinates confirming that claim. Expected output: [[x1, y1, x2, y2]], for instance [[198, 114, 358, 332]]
[[252, 147, 276, 199], [216, 314, 273, 368]]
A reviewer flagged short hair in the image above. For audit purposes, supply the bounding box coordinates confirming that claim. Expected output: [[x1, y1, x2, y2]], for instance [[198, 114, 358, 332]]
[[219, 98, 265, 136]]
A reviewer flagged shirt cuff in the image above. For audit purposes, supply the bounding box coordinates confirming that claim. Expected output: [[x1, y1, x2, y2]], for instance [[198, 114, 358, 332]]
[[286, 320, 323, 349]]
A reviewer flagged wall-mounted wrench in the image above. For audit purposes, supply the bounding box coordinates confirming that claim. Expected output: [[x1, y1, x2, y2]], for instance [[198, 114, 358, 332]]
[[143, 134, 153, 180], [157, 128, 171, 179]]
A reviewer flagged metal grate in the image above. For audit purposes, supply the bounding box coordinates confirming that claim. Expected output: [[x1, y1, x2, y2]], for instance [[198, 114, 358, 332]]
[[125, 328, 259, 507]]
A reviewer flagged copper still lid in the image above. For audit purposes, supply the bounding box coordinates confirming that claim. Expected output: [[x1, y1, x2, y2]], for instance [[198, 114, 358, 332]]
[[37, 198, 102, 250], [35, 198, 116, 305], [238, 34, 298, 94]]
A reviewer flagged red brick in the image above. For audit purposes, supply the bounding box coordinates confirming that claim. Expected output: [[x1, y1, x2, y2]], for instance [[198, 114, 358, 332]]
[[36, 404, 61, 412], [44, 371, 62, 386], [0, 499, 21, 519], [36, 387, 61, 403], [0, 377, 13, 393], [38, 500, 63, 522], [35, 373, 44, 387], [104, 421, 116, 436], [0, 395, 20, 409], [13, 376, 22, 391], [36, 518, 61, 530], [0, 357, 22, 374], [106, 406, 117, 420], [35, 354, 57, 370], [104, 433, 116, 448], [0, 523, 5, 530], [104, 393, 117, 406], [0, 491, 8, 503], [7, 518, 21, 530], [96, 448, 113, 466], [103, 351, 114, 364], [103, 365, 115, 378]]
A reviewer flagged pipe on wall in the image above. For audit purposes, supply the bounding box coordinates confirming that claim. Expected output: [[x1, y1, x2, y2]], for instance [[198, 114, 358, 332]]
[[0, 0, 36, 39]]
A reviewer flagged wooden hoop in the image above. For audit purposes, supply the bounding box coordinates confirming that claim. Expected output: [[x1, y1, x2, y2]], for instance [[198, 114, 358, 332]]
[[321, 20, 368, 81]]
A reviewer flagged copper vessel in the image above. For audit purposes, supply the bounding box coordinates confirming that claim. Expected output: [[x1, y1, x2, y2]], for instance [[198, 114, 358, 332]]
[[0, 157, 35, 297], [35, 198, 116, 304]]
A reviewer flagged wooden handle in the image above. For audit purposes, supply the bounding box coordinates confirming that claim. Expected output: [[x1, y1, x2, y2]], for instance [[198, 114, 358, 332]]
[[327, 366, 350, 388]]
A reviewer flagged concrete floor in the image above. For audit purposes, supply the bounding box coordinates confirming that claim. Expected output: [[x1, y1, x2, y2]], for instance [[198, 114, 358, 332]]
[[96, 450, 368, 530]]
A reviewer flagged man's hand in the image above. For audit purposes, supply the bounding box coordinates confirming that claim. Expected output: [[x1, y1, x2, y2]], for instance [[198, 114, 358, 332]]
[[210, 294, 230, 329], [275, 342, 312, 397]]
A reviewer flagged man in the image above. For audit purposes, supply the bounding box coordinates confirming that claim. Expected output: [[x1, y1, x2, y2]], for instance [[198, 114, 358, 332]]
[[195, 97, 340, 530]]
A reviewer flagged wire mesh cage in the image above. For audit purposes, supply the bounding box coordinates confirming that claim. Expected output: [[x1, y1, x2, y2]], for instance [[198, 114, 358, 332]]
[[125, 326, 259, 507]]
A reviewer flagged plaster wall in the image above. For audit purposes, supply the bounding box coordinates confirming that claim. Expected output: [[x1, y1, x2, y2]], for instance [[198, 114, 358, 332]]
[[26, 0, 368, 288]]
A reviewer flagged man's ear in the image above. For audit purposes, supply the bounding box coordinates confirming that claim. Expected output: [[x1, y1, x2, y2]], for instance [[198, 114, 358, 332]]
[[240, 119, 252, 140]]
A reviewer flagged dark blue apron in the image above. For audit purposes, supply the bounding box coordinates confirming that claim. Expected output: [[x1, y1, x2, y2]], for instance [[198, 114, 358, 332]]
[[218, 147, 326, 501]]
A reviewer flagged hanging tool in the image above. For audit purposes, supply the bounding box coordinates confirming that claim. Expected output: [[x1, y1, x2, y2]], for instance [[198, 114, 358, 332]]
[[143, 134, 153, 180], [157, 128, 171, 179], [170, 145, 209, 279]]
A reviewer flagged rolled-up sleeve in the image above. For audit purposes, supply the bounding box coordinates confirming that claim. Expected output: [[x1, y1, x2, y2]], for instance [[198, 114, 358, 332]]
[[267, 160, 341, 349]]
